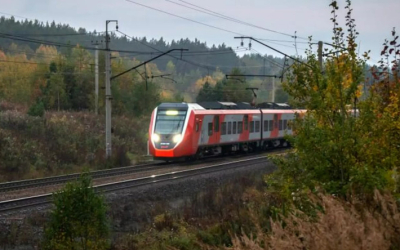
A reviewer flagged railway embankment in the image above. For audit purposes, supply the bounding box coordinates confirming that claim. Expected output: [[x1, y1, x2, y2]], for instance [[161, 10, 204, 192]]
[[0, 157, 276, 249]]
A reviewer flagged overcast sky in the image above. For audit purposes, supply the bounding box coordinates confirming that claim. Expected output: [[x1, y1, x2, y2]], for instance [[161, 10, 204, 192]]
[[1, 0, 399, 65]]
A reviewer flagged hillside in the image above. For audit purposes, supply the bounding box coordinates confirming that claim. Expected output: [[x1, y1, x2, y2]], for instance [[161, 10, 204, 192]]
[[0, 16, 285, 74]]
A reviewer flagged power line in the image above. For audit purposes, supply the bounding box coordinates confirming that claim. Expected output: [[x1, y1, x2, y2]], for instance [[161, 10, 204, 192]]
[[0, 31, 248, 58], [117, 30, 223, 71], [0, 32, 104, 51], [0, 12, 30, 20], [0, 32, 160, 55], [125, 0, 244, 36], [9, 31, 110, 37], [236, 36, 312, 69], [0, 47, 60, 59], [118, 30, 296, 73], [250, 48, 285, 68], [167, 0, 308, 40], [126, 0, 307, 49], [124, 1, 311, 61], [117, 31, 247, 56], [0, 70, 95, 75], [259, 40, 307, 50], [0, 59, 48, 65]]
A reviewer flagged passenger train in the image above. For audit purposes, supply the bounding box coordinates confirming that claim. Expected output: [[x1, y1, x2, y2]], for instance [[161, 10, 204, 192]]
[[148, 101, 306, 161]]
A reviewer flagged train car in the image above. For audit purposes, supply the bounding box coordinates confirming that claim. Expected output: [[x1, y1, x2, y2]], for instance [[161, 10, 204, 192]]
[[148, 102, 305, 161]]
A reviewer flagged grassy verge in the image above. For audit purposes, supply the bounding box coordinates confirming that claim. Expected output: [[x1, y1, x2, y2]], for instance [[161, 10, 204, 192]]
[[110, 174, 400, 250], [0, 101, 150, 182]]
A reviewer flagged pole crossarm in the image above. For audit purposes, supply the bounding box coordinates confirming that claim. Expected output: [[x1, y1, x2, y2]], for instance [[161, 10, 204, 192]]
[[147, 73, 172, 79], [161, 77, 178, 84], [226, 74, 281, 78], [111, 49, 188, 80], [234, 36, 313, 69], [245, 87, 259, 96]]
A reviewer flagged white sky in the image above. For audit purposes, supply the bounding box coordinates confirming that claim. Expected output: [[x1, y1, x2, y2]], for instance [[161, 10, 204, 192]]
[[1, 0, 399, 65]]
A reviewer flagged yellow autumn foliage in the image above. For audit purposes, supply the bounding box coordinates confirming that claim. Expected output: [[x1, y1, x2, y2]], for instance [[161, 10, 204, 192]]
[[191, 75, 217, 92]]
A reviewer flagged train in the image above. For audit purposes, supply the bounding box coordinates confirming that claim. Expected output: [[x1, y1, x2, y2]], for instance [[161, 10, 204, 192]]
[[148, 101, 306, 161]]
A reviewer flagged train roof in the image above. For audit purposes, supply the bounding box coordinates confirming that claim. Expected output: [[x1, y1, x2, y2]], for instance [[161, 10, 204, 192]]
[[157, 102, 297, 111], [158, 103, 188, 110], [197, 101, 293, 110], [197, 101, 255, 110]]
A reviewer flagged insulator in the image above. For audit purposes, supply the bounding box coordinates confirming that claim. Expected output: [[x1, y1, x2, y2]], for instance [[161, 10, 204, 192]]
[[249, 42, 252, 49]]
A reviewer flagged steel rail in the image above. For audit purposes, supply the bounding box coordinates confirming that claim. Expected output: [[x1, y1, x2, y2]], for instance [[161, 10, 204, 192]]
[[0, 161, 164, 193], [0, 155, 272, 213], [0, 149, 282, 193]]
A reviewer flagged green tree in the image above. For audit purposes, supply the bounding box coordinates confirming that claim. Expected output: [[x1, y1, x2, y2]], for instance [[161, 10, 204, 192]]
[[196, 68, 252, 103], [42, 173, 109, 250], [269, 0, 391, 201], [196, 81, 215, 102], [166, 60, 176, 75], [274, 87, 289, 103]]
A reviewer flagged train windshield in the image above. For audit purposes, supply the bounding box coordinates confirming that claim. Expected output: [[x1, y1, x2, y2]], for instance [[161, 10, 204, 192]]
[[154, 110, 187, 135]]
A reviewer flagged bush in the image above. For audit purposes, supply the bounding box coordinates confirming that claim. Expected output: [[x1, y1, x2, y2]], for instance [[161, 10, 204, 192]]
[[27, 101, 45, 117], [42, 173, 110, 249]]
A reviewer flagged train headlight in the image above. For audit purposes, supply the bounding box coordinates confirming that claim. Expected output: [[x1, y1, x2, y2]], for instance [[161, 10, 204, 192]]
[[152, 133, 160, 142], [173, 134, 182, 143]]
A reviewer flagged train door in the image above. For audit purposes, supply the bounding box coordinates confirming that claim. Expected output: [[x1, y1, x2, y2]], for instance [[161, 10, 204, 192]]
[[201, 115, 220, 145], [213, 115, 219, 144], [274, 114, 279, 131]]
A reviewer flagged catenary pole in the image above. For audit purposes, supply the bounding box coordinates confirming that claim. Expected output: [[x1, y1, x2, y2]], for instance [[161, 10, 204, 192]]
[[105, 20, 118, 159], [272, 76, 275, 102], [318, 41, 323, 70], [91, 41, 101, 115], [95, 44, 99, 114]]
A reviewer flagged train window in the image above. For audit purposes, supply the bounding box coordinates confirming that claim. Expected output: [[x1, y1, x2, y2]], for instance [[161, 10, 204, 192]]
[[221, 122, 227, 135], [287, 120, 292, 130], [233, 122, 237, 134], [244, 115, 249, 130], [228, 122, 232, 134], [255, 121, 260, 132], [269, 120, 273, 131], [214, 116, 219, 132], [279, 120, 283, 130], [208, 122, 213, 136], [238, 121, 243, 134], [264, 120, 268, 132], [284, 120, 287, 130], [250, 121, 255, 133]]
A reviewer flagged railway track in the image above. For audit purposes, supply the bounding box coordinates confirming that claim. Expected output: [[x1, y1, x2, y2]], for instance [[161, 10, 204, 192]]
[[0, 148, 284, 194], [0, 161, 165, 193], [0, 154, 275, 214]]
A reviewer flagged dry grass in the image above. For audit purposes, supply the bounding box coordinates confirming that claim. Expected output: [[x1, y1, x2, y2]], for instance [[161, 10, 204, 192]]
[[229, 190, 400, 250], [0, 102, 150, 182]]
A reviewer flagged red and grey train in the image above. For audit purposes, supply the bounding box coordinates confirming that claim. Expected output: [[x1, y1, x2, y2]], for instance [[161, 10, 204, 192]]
[[148, 101, 305, 160]]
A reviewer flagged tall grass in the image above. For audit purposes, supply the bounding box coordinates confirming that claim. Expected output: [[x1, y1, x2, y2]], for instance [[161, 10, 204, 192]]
[[0, 101, 149, 181]]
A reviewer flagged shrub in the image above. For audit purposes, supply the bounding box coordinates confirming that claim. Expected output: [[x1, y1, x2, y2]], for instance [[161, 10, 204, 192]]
[[42, 173, 110, 250], [27, 101, 45, 117]]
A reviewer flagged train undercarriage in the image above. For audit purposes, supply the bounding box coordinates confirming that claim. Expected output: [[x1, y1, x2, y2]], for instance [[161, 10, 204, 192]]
[[153, 139, 290, 162]]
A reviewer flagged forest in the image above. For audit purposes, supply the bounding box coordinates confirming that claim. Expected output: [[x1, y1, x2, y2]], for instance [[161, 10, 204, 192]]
[[0, 16, 289, 181], [0, 16, 289, 106]]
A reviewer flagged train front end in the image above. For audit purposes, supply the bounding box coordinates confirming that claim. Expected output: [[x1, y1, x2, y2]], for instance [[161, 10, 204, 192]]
[[148, 103, 196, 160]]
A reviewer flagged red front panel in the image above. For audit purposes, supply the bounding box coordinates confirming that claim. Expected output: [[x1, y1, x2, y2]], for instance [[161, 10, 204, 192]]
[[149, 111, 199, 158]]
